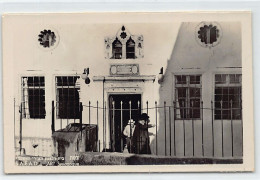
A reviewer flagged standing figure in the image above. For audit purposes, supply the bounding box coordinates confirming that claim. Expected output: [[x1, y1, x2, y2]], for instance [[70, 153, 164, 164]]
[[123, 119, 135, 153], [132, 113, 155, 154]]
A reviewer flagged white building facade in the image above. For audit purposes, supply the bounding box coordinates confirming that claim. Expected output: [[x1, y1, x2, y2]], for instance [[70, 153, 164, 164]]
[[12, 17, 242, 159]]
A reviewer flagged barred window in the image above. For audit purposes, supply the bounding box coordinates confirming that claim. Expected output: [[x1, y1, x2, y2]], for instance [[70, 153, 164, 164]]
[[214, 74, 242, 120], [175, 75, 202, 119], [56, 76, 80, 119], [112, 38, 122, 59], [126, 37, 135, 59], [21, 76, 46, 119]]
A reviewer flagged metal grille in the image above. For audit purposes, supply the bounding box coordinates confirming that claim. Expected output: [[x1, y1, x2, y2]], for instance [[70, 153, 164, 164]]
[[55, 76, 80, 119], [215, 74, 242, 120], [21, 76, 46, 119], [175, 75, 202, 119], [112, 38, 122, 59], [126, 37, 135, 59]]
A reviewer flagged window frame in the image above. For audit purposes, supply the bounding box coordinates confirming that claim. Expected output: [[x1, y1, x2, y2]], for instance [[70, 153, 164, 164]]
[[174, 74, 202, 120], [126, 37, 136, 59], [55, 75, 81, 120], [214, 73, 242, 121], [21, 76, 46, 119], [112, 38, 123, 59], [111, 36, 136, 60]]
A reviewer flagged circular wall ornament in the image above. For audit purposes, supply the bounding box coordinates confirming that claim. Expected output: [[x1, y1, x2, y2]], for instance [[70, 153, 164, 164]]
[[195, 22, 222, 48], [37, 29, 59, 50], [132, 65, 138, 74], [111, 65, 117, 75]]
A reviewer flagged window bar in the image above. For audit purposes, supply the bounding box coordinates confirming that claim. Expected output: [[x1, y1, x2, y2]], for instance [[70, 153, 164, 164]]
[[67, 100, 69, 127], [211, 101, 214, 157], [33, 77, 35, 119], [191, 101, 195, 157], [230, 99, 234, 157], [182, 100, 186, 157], [164, 101, 167, 156], [55, 78, 58, 122], [155, 101, 158, 155], [89, 101, 91, 124], [120, 101, 123, 152], [38, 77, 40, 118], [61, 77, 64, 131], [201, 101, 204, 157], [129, 100, 132, 153], [173, 101, 176, 156], [97, 101, 100, 152], [112, 101, 115, 152], [221, 100, 224, 157], [169, 105, 172, 156]]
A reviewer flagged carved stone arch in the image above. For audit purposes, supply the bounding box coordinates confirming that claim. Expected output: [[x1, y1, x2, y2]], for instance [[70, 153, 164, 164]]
[[104, 25, 144, 59], [116, 25, 132, 43]]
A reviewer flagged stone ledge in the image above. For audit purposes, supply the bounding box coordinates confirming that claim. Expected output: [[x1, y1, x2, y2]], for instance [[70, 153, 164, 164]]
[[77, 152, 243, 165]]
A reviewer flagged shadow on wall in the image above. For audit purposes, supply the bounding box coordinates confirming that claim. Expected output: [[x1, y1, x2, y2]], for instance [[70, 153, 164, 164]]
[[149, 22, 243, 158]]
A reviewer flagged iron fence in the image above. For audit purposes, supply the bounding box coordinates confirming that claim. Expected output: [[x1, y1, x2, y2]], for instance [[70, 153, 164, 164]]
[[25, 99, 242, 158]]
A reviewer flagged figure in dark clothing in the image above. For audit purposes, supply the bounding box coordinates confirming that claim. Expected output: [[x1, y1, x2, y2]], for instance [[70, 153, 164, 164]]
[[132, 113, 155, 154]]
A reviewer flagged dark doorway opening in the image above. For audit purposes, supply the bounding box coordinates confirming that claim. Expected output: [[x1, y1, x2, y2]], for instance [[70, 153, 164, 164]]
[[109, 94, 141, 152]]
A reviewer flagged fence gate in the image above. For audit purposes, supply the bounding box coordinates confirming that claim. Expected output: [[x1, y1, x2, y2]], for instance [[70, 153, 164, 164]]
[[109, 94, 141, 152]]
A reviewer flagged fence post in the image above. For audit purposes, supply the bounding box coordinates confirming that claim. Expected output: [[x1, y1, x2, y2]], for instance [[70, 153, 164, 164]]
[[169, 105, 172, 156], [191, 101, 194, 157], [146, 101, 148, 114], [52, 101, 55, 133], [211, 101, 214, 157], [97, 101, 99, 152], [201, 101, 204, 157], [146, 101, 149, 153], [164, 101, 167, 156], [182, 101, 186, 157], [80, 102, 83, 137], [230, 99, 234, 157], [19, 103, 22, 155], [155, 101, 158, 155], [120, 101, 123, 152], [129, 101, 132, 153], [112, 101, 115, 152], [241, 99, 243, 156], [104, 102, 107, 152], [221, 100, 224, 157], [89, 101, 91, 125], [173, 101, 176, 156]]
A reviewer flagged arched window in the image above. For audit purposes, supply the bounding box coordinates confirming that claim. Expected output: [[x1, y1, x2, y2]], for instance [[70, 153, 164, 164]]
[[126, 37, 135, 59], [112, 38, 122, 59]]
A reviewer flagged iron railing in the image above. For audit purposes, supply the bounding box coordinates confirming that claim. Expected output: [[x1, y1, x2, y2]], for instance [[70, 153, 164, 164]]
[[21, 99, 242, 158]]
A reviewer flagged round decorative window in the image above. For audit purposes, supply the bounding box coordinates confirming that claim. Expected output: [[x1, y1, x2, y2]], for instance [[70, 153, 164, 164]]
[[37, 28, 59, 50], [195, 22, 222, 48]]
